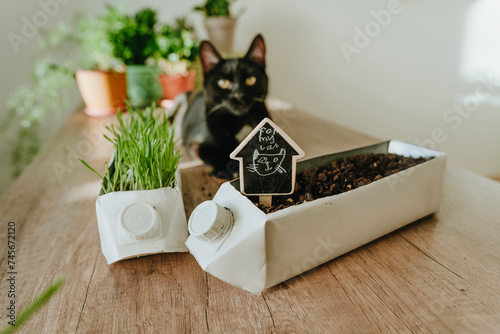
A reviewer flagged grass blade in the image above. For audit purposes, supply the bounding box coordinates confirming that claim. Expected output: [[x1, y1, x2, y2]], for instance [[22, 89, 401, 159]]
[[0, 278, 65, 334]]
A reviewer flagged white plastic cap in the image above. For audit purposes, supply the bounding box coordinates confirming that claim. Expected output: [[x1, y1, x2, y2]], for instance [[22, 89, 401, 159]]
[[188, 201, 234, 242], [119, 202, 160, 241]]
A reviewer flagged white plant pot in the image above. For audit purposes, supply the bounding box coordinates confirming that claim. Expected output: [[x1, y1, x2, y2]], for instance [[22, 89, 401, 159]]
[[186, 140, 447, 294], [204, 17, 236, 54], [96, 172, 188, 264]]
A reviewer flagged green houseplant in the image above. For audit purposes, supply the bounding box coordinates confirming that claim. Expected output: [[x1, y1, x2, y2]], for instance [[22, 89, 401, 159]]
[[81, 104, 188, 264], [4, 12, 126, 178], [156, 18, 200, 100], [194, 0, 236, 54], [105, 7, 163, 107], [75, 10, 127, 117]]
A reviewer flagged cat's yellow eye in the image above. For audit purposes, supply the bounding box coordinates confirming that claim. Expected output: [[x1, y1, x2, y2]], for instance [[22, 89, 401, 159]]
[[245, 76, 257, 86], [218, 79, 231, 89]]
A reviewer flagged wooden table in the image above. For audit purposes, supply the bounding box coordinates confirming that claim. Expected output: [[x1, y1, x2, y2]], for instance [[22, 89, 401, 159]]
[[1, 103, 500, 333]]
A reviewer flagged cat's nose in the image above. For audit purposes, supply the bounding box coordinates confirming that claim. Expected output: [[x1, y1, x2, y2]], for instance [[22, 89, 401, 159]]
[[230, 92, 244, 101]]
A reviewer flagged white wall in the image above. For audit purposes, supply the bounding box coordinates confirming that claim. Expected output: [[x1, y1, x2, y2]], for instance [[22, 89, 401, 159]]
[[1, 0, 499, 195], [234, 0, 500, 177]]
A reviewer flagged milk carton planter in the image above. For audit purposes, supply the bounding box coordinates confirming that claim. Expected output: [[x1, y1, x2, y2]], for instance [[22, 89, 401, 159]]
[[81, 105, 188, 264], [186, 140, 447, 294], [96, 170, 188, 264]]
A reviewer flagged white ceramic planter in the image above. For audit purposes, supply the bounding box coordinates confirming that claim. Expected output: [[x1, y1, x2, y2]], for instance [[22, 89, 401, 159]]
[[96, 172, 188, 264], [186, 140, 447, 294], [204, 17, 236, 54]]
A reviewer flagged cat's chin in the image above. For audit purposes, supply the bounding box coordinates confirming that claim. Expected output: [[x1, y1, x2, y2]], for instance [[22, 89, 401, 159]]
[[225, 99, 260, 116], [225, 104, 252, 116]]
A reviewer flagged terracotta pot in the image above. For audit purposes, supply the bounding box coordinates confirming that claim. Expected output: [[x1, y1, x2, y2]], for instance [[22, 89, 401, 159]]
[[158, 69, 196, 100], [76, 70, 127, 117], [204, 17, 236, 54]]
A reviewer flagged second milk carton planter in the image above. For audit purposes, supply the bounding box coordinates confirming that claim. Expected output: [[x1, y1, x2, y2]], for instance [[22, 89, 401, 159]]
[[96, 169, 189, 264], [186, 122, 447, 293]]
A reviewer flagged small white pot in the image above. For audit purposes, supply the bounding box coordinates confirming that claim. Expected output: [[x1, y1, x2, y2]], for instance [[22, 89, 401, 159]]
[[186, 140, 447, 294], [204, 17, 237, 54], [96, 172, 188, 264]]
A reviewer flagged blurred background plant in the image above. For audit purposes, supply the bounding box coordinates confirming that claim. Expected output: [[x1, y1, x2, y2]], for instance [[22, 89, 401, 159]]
[[77, 8, 125, 72], [156, 17, 199, 76], [194, 0, 234, 17], [3, 22, 81, 177], [2, 4, 199, 179], [2, 5, 128, 178], [6, 23, 79, 128], [105, 7, 159, 66]]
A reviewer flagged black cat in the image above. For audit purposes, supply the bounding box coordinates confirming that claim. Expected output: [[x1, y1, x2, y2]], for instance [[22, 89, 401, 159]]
[[181, 34, 271, 178]]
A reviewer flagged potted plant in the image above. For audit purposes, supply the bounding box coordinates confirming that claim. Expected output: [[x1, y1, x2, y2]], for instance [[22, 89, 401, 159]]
[[105, 7, 163, 108], [194, 0, 237, 54], [155, 18, 200, 100], [186, 139, 448, 294], [80, 104, 188, 264], [75, 11, 127, 117]]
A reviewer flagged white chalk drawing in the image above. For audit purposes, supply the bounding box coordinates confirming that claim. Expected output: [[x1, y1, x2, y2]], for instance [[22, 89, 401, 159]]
[[247, 148, 286, 176], [230, 117, 305, 195]]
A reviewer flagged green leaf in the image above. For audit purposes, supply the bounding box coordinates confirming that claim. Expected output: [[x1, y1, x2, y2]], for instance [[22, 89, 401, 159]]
[[0, 278, 65, 334]]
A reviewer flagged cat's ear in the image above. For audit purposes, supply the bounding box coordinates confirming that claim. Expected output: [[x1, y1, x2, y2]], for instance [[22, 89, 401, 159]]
[[200, 41, 222, 74], [244, 34, 266, 68]]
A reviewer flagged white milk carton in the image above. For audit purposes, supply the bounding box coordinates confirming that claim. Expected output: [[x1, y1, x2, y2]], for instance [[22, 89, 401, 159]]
[[96, 171, 188, 264], [186, 140, 447, 294]]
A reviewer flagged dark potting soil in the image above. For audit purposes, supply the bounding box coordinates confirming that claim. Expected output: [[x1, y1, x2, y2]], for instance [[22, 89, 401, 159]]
[[251, 153, 431, 214]]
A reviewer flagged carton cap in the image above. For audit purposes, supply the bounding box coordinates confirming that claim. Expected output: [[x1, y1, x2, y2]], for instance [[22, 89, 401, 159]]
[[119, 202, 160, 240], [189, 201, 233, 242]]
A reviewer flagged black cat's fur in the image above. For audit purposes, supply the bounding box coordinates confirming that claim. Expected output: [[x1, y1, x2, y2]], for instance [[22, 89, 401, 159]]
[[181, 34, 270, 177]]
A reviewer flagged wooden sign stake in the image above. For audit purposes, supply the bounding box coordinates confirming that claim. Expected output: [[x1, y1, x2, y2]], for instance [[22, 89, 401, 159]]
[[230, 118, 304, 207], [259, 195, 272, 207]]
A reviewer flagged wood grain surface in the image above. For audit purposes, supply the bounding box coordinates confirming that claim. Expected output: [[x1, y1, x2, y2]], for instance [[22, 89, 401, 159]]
[[1, 102, 500, 333]]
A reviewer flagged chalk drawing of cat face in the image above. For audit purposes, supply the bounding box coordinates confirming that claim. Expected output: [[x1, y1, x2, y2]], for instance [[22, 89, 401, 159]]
[[247, 148, 286, 176]]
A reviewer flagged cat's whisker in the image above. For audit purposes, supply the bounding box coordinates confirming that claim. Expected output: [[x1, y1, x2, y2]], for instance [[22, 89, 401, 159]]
[[206, 103, 225, 117], [253, 97, 267, 102]]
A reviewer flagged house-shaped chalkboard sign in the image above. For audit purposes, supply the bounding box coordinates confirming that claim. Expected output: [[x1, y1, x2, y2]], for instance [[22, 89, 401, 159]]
[[230, 118, 304, 196]]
